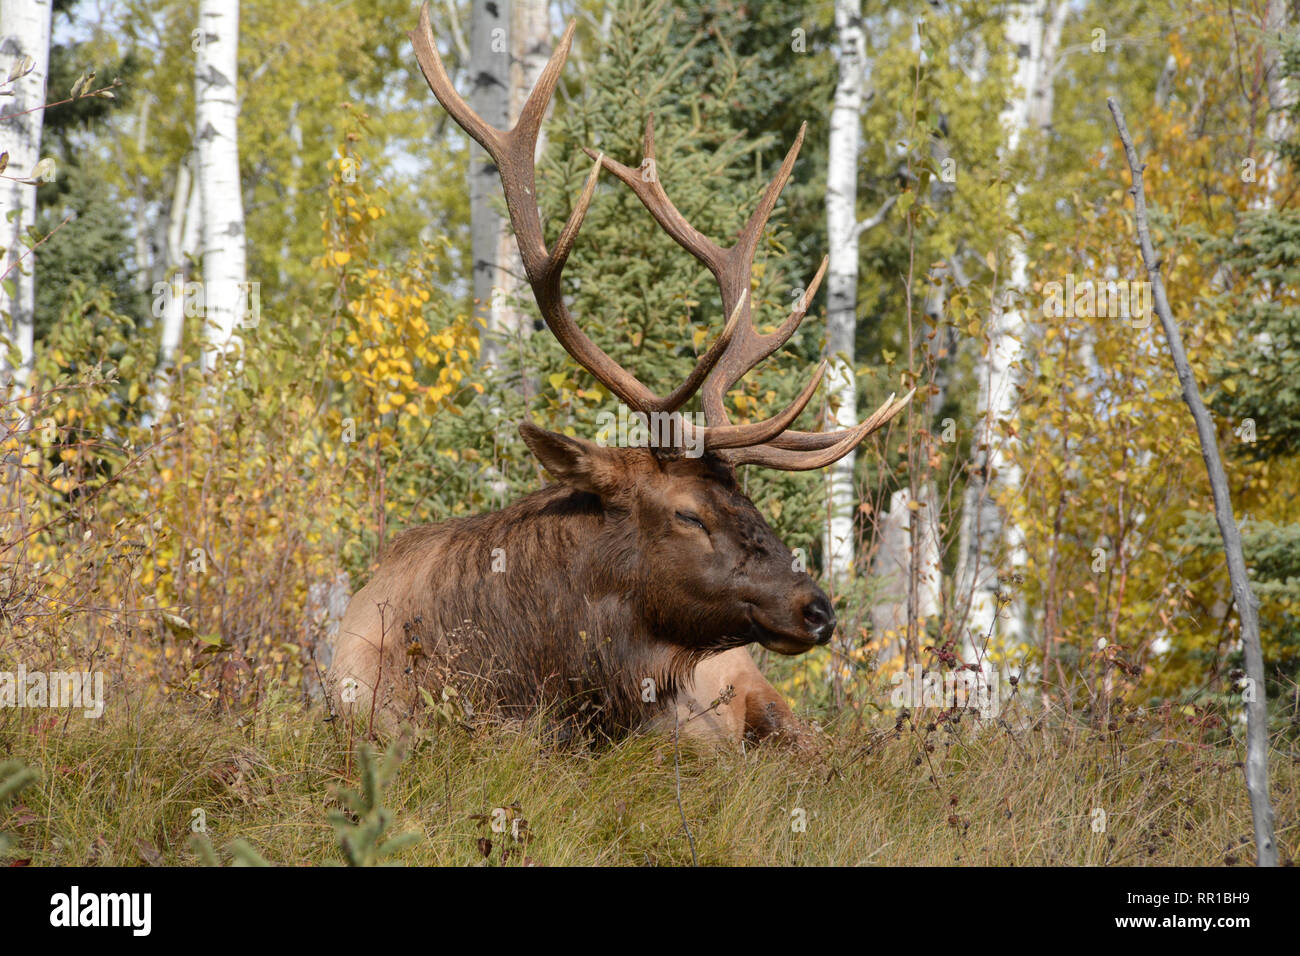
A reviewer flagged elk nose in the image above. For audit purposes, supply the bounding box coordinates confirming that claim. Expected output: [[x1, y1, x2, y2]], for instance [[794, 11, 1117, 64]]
[[802, 593, 836, 644]]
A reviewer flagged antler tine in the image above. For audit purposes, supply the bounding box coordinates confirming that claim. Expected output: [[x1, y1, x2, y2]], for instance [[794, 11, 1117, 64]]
[[728, 122, 807, 276], [584, 115, 730, 274], [682, 361, 827, 451], [594, 117, 840, 452], [697, 125, 810, 415], [410, 2, 737, 414], [513, 18, 575, 153], [699, 253, 828, 427], [593, 118, 810, 388], [549, 150, 605, 273], [723, 390, 915, 470], [410, 2, 504, 159]]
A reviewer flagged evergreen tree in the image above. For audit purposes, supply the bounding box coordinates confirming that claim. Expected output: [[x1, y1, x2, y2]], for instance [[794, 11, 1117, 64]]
[[516, 0, 829, 561], [32, 18, 137, 339], [1200, 29, 1300, 703]]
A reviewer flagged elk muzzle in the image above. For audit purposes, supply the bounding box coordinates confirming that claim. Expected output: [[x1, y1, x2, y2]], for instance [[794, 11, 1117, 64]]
[[748, 580, 836, 655], [802, 591, 836, 645]]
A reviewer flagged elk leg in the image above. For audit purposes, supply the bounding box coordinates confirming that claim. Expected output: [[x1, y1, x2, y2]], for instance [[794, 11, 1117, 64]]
[[742, 681, 801, 743], [675, 646, 807, 745]]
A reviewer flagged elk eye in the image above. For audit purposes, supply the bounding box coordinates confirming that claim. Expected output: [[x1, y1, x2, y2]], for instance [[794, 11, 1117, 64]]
[[675, 510, 707, 533]]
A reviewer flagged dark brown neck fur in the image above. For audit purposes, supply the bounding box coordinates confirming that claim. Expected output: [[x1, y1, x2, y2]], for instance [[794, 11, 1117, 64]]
[[367, 483, 727, 739]]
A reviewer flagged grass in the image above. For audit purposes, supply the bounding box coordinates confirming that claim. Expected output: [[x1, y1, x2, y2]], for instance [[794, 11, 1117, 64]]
[[0, 686, 1295, 866]]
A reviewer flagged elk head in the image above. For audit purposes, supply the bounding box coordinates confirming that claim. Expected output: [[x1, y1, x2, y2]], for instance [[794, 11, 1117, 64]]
[[409, 3, 912, 655], [518, 423, 836, 655]]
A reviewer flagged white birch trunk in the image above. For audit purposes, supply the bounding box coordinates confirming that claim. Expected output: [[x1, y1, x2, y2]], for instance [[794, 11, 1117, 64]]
[[824, 0, 866, 588], [493, 0, 549, 379], [955, 0, 1050, 664], [0, 0, 52, 394], [1027, 0, 1067, 140], [149, 156, 199, 420], [870, 485, 941, 664], [195, 0, 247, 371], [469, 0, 511, 370], [906, 265, 951, 655]]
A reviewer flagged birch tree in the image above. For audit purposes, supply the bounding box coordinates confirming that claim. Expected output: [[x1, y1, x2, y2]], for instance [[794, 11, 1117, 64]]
[[468, 0, 510, 370], [954, 0, 1058, 664], [869, 485, 940, 664], [824, 0, 874, 587], [0, 0, 53, 393], [493, 0, 550, 383], [150, 154, 200, 419], [195, 0, 247, 370]]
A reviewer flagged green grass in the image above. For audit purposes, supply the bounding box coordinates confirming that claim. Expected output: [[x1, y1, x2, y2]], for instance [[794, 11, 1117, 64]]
[[1, 688, 1295, 866]]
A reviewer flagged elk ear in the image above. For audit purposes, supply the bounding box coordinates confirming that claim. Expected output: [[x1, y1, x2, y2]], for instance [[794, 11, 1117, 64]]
[[519, 423, 622, 496]]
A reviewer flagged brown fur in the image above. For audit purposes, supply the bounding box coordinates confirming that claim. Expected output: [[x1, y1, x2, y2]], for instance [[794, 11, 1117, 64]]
[[328, 426, 834, 744]]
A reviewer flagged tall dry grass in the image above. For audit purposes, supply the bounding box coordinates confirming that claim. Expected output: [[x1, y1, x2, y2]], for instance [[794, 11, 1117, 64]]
[[0, 684, 1293, 866]]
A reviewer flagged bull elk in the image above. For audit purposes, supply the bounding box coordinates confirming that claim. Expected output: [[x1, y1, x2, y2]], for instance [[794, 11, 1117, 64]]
[[326, 2, 912, 744]]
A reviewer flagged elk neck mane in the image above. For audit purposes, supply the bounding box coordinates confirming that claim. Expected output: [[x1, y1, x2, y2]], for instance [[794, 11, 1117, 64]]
[[364, 476, 728, 736]]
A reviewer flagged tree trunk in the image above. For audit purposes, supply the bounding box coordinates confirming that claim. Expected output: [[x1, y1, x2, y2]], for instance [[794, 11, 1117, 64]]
[[150, 155, 199, 420], [493, 0, 550, 386], [469, 0, 511, 371], [870, 485, 941, 665], [906, 262, 951, 663], [824, 0, 866, 589], [1026, 0, 1067, 140], [955, 0, 1052, 664], [0, 0, 53, 394], [1109, 97, 1278, 867], [195, 0, 247, 370]]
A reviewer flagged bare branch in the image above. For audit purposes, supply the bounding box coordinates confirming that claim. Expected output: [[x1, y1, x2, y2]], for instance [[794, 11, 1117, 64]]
[[852, 194, 898, 240], [1107, 95, 1277, 867]]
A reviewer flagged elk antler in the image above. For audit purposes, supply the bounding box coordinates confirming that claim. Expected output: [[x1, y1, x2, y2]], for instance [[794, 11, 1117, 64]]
[[410, 2, 911, 469], [410, 2, 738, 415], [593, 115, 914, 470]]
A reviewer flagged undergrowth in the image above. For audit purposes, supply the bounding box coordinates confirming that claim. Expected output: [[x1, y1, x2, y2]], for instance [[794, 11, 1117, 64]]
[[0, 686, 1294, 866]]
